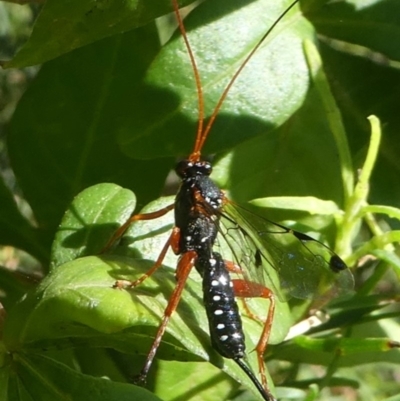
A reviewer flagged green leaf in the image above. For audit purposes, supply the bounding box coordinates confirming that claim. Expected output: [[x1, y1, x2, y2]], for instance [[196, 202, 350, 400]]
[[119, 0, 315, 158], [115, 195, 179, 270], [4, 256, 165, 345], [372, 249, 400, 272], [361, 204, 400, 221], [309, 0, 400, 61], [152, 360, 238, 401], [8, 25, 172, 261], [4, 352, 161, 401], [50, 183, 137, 269], [276, 330, 400, 367], [250, 196, 340, 215], [213, 84, 347, 209], [6, 0, 198, 68]]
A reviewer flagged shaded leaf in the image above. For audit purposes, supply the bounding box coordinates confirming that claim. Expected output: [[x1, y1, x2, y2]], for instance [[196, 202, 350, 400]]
[[309, 0, 400, 61], [8, 25, 172, 264], [4, 352, 161, 401], [6, 0, 198, 67], [51, 183, 136, 269]]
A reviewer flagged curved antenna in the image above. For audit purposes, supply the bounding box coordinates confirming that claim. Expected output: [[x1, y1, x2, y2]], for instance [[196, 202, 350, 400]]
[[172, 0, 204, 162], [197, 0, 300, 153], [172, 0, 300, 160]]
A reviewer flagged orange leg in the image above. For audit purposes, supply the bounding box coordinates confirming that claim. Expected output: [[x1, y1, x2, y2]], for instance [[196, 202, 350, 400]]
[[102, 203, 174, 253], [114, 226, 181, 289], [224, 260, 243, 274], [232, 279, 275, 392], [224, 260, 264, 322], [137, 250, 198, 383]]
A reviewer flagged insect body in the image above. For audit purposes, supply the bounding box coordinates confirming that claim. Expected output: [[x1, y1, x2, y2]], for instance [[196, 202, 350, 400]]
[[105, 0, 353, 399], [120, 156, 278, 400], [174, 158, 276, 399]]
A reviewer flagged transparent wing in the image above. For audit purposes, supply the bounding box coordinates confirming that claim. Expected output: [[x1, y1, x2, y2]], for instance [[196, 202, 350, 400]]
[[218, 201, 354, 302]]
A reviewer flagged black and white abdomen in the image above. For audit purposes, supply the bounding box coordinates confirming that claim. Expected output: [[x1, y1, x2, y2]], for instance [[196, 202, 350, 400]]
[[199, 252, 246, 359]]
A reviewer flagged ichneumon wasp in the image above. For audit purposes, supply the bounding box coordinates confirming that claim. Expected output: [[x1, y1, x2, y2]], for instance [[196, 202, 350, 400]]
[[102, 0, 354, 400]]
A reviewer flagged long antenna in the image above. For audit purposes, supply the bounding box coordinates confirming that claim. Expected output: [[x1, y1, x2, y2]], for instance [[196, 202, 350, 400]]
[[172, 0, 300, 161], [198, 0, 300, 153], [172, 0, 204, 162]]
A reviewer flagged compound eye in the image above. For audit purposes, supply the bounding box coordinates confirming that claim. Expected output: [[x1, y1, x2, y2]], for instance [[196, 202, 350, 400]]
[[198, 161, 212, 176], [175, 160, 193, 178]]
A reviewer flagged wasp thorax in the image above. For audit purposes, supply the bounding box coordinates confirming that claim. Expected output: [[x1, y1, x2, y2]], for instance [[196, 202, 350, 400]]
[[175, 159, 212, 179]]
